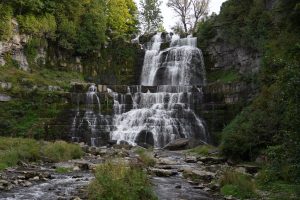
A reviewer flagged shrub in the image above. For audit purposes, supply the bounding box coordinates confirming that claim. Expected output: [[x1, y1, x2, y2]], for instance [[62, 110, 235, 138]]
[[135, 148, 156, 167], [220, 170, 256, 199], [0, 4, 13, 41], [0, 137, 41, 169], [42, 141, 83, 162], [17, 13, 56, 38], [88, 162, 157, 200]]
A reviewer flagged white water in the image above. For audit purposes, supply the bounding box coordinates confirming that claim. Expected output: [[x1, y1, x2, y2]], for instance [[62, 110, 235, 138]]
[[110, 33, 208, 147]]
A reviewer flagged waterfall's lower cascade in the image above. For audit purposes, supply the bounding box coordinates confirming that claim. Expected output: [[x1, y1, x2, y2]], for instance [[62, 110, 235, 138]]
[[70, 33, 209, 148]]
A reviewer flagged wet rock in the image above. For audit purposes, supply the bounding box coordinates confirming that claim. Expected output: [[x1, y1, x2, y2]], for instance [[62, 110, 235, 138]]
[[32, 176, 39, 181], [108, 140, 117, 146], [236, 164, 260, 174], [73, 166, 80, 171], [183, 168, 216, 182], [235, 167, 247, 174], [157, 157, 178, 165], [24, 172, 37, 180], [163, 138, 189, 150], [149, 168, 178, 177], [73, 160, 96, 170], [22, 181, 32, 187], [185, 156, 197, 163], [175, 185, 181, 189], [197, 156, 227, 165]]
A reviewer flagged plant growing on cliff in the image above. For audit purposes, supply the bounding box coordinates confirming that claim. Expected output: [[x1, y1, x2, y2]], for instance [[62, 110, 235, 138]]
[[0, 4, 13, 41]]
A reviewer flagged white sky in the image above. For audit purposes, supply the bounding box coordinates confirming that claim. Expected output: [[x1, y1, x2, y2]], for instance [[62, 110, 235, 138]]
[[135, 0, 227, 31]]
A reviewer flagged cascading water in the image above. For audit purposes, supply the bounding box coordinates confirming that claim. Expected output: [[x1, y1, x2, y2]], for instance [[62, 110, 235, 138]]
[[109, 33, 208, 148], [70, 84, 113, 146]]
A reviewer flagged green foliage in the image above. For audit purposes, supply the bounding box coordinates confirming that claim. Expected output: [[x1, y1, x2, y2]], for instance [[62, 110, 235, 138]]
[[140, 0, 163, 33], [0, 137, 40, 169], [77, 0, 106, 54], [42, 141, 83, 162], [0, 137, 84, 170], [107, 0, 137, 37], [17, 14, 56, 38], [0, 0, 139, 53], [56, 17, 77, 50], [217, 0, 300, 185], [55, 166, 72, 173], [0, 4, 13, 41], [220, 170, 256, 199], [135, 148, 156, 167], [88, 162, 157, 200], [207, 69, 240, 84], [196, 16, 217, 48], [188, 145, 217, 156], [0, 66, 83, 137]]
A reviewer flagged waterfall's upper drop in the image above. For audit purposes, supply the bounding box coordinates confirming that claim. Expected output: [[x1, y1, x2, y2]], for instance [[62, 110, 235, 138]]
[[140, 33, 206, 86]]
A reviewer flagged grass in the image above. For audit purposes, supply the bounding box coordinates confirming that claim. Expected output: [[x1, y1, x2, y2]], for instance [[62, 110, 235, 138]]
[[55, 167, 73, 173], [0, 65, 84, 93], [187, 145, 218, 156], [43, 141, 83, 162], [220, 169, 257, 199], [0, 137, 83, 170], [207, 69, 240, 84], [135, 148, 156, 167], [256, 169, 300, 199], [88, 162, 157, 200], [0, 137, 40, 170]]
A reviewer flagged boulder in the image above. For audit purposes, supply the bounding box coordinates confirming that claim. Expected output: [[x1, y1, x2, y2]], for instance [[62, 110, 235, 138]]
[[149, 168, 178, 177], [197, 156, 227, 165], [183, 168, 216, 182], [163, 138, 189, 150], [236, 164, 260, 174], [0, 94, 11, 102], [185, 156, 197, 163]]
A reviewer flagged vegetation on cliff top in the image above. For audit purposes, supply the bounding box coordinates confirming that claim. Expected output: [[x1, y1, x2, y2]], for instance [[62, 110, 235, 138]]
[[0, 0, 138, 54]]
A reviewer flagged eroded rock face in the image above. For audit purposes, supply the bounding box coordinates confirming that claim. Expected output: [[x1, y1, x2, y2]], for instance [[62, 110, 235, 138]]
[[205, 28, 261, 74], [0, 19, 29, 71], [206, 41, 261, 74]]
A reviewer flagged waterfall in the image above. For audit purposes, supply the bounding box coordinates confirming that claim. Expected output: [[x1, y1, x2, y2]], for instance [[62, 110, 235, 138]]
[[69, 33, 208, 148], [110, 33, 208, 148]]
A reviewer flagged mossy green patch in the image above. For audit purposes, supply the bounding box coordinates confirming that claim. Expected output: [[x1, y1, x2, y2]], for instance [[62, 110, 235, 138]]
[[207, 69, 241, 84]]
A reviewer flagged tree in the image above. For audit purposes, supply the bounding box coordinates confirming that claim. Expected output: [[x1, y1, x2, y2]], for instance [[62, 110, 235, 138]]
[[191, 0, 209, 32], [167, 0, 210, 34], [140, 0, 163, 33], [77, 0, 107, 54], [107, 0, 136, 36]]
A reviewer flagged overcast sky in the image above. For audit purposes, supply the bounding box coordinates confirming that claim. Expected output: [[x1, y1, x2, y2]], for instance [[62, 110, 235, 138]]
[[135, 0, 227, 31]]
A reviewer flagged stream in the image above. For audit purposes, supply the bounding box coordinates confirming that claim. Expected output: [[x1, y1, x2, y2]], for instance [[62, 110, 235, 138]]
[[0, 148, 223, 200]]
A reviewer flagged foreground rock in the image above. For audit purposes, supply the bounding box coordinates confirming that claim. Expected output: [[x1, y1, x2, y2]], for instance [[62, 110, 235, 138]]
[[163, 138, 190, 150]]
